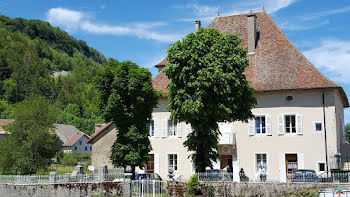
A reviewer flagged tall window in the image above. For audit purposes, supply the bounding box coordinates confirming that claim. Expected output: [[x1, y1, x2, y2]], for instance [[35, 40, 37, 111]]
[[145, 154, 154, 173], [285, 115, 296, 133], [256, 154, 267, 171], [79, 141, 82, 145], [168, 154, 178, 171], [255, 116, 266, 134], [168, 121, 177, 137], [147, 120, 155, 137]]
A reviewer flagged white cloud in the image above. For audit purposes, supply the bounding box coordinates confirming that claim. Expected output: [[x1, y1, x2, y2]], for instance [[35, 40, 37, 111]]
[[303, 6, 350, 21], [304, 39, 350, 83], [46, 8, 85, 32], [279, 19, 330, 31], [46, 7, 182, 43], [261, 0, 296, 13], [176, 0, 296, 23]]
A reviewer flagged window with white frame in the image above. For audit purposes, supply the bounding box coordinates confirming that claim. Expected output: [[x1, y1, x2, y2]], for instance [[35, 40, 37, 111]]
[[255, 116, 266, 134], [147, 120, 155, 136], [168, 121, 177, 137], [315, 123, 322, 132], [256, 154, 267, 171], [168, 154, 178, 171], [285, 115, 296, 133]]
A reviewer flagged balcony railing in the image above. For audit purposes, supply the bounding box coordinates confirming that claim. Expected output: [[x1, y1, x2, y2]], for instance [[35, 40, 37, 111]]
[[219, 133, 236, 145]]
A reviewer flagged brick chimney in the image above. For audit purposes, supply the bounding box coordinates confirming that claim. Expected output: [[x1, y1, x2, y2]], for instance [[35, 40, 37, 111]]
[[247, 14, 257, 53], [195, 20, 201, 32]]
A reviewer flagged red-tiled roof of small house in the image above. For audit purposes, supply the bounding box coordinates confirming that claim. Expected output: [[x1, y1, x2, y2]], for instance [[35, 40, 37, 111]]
[[86, 122, 113, 143], [151, 11, 349, 106], [62, 133, 84, 147], [0, 119, 13, 127]]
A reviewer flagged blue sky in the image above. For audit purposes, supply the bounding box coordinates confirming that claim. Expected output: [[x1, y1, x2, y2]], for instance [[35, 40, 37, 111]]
[[1, 0, 350, 123]]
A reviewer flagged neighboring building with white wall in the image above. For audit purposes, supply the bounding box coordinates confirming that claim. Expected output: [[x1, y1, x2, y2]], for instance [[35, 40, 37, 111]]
[[87, 11, 349, 181], [54, 124, 92, 155]]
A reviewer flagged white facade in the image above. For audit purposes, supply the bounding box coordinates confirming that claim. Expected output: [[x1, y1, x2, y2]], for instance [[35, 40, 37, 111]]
[[142, 89, 346, 181]]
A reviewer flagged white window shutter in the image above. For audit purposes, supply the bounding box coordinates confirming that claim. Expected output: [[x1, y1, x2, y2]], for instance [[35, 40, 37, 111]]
[[266, 115, 272, 136], [162, 119, 168, 138], [186, 124, 192, 136], [154, 119, 160, 137], [278, 115, 285, 135], [177, 123, 182, 138], [296, 114, 303, 135], [248, 118, 255, 136], [297, 153, 304, 169], [154, 154, 160, 174], [279, 153, 286, 182]]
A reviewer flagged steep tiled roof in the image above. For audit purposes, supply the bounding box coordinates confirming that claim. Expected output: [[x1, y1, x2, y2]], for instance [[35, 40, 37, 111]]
[[86, 122, 113, 143], [155, 57, 167, 67], [62, 133, 84, 147], [151, 11, 349, 106], [0, 119, 12, 127], [54, 124, 82, 143]]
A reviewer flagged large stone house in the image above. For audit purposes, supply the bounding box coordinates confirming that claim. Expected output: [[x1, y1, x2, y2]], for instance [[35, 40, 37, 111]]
[[87, 11, 349, 182]]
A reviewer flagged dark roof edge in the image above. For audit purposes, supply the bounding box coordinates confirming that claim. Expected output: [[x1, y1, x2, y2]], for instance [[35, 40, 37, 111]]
[[86, 122, 113, 143]]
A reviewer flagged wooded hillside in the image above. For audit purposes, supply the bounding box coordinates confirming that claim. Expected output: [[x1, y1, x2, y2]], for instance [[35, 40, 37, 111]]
[[0, 15, 107, 135]]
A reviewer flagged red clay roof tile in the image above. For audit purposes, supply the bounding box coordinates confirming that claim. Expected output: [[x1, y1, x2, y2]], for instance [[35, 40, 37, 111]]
[[151, 11, 349, 106]]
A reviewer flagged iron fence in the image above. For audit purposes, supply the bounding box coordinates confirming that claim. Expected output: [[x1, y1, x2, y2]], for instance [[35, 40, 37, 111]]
[[0, 173, 125, 184], [131, 180, 167, 197], [197, 172, 234, 182]]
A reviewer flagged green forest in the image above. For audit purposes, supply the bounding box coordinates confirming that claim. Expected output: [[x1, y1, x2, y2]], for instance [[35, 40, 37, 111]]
[[0, 15, 108, 135]]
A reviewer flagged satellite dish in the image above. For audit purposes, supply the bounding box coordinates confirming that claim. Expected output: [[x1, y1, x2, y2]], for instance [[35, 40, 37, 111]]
[[88, 165, 95, 172]]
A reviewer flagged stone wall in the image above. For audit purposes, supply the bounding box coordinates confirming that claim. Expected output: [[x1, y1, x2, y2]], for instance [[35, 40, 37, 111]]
[[2, 181, 350, 197], [0, 182, 130, 197], [167, 181, 350, 197]]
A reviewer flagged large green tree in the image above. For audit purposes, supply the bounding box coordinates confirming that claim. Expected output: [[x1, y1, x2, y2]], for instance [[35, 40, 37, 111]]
[[96, 59, 160, 177], [0, 96, 59, 174], [164, 28, 256, 172]]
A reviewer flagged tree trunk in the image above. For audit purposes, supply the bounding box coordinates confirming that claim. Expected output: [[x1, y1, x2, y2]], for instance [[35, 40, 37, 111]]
[[131, 165, 136, 180]]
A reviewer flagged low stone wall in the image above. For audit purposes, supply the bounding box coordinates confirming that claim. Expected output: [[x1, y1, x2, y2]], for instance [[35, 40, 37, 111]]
[[2, 181, 350, 197], [167, 181, 350, 197], [0, 182, 130, 197]]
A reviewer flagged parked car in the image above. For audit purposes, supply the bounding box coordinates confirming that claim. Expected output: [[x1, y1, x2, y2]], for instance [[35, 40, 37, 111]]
[[135, 173, 162, 181], [291, 169, 318, 182]]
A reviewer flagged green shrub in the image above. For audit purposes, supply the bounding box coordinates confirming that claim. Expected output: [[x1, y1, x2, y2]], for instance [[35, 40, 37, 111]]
[[186, 174, 200, 196], [61, 151, 79, 166]]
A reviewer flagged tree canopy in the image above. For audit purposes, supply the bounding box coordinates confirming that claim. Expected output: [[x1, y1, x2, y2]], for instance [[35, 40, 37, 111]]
[[0, 96, 59, 174], [0, 14, 106, 135], [164, 28, 256, 172], [96, 59, 160, 176]]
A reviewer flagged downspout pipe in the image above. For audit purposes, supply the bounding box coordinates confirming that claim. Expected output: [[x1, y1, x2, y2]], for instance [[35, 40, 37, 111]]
[[323, 92, 329, 174]]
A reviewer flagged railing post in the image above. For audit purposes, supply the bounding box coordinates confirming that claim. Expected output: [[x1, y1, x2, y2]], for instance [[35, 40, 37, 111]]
[[153, 180, 156, 197], [141, 180, 144, 197]]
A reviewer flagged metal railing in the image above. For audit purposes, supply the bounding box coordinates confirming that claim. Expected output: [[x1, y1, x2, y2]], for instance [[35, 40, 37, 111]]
[[197, 172, 234, 182], [131, 180, 167, 197], [0, 173, 125, 184]]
